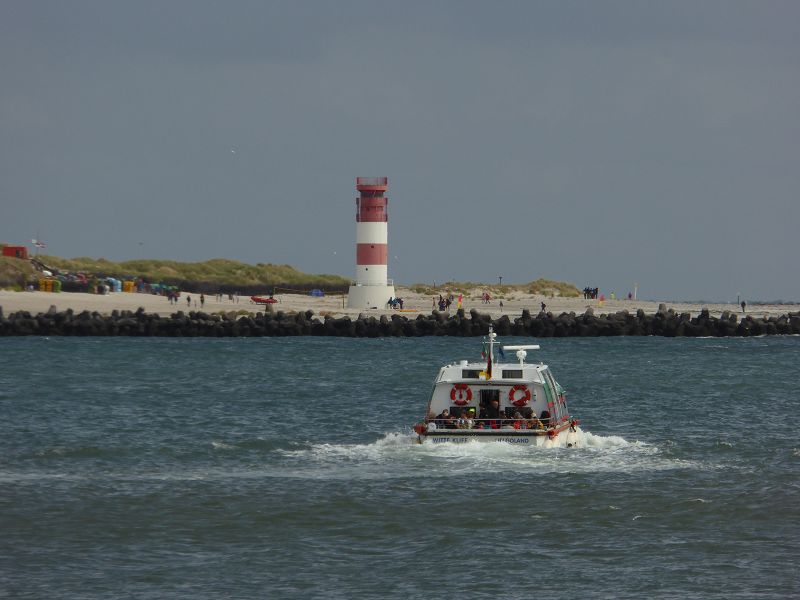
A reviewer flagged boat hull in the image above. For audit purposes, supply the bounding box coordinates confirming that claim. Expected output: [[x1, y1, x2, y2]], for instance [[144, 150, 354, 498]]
[[416, 424, 580, 446]]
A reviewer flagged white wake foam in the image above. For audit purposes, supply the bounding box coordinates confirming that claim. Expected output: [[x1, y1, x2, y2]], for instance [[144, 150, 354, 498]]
[[274, 427, 701, 478]]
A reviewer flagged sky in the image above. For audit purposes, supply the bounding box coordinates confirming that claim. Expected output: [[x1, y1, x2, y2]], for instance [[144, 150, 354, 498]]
[[1, 1, 798, 302]]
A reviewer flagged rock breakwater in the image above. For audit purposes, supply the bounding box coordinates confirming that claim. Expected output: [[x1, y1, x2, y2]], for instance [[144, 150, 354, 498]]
[[1, 305, 799, 337]]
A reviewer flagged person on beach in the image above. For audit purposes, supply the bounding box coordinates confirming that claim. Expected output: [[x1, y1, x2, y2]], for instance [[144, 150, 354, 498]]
[[541, 301, 546, 313], [186, 295, 191, 307], [200, 294, 205, 308], [741, 300, 746, 313]]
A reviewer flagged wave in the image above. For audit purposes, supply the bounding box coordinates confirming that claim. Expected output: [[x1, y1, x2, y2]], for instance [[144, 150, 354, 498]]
[[272, 427, 704, 478], [30, 445, 131, 460], [2, 429, 704, 485]]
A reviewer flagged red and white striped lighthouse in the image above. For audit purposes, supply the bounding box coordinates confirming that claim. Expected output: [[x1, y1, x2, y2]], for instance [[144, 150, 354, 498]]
[[347, 177, 396, 309]]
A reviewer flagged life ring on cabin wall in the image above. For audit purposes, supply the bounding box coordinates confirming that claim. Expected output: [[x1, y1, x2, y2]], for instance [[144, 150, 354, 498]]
[[450, 383, 472, 406], [508, 384, 531, 407]]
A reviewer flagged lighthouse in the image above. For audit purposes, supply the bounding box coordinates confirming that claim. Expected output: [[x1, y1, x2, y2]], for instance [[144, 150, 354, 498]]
[[347, 177, 396, 309]]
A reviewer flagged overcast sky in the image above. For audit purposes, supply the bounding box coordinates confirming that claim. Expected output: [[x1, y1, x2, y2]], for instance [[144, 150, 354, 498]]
[[2, 1, 798, 301]]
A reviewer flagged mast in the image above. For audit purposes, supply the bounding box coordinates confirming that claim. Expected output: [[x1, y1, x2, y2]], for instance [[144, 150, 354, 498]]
[[485, 325, 496, 379]]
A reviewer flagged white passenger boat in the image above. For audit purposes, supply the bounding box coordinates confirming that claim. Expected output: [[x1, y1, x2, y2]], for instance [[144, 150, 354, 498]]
[[412, 327, 580, 445]]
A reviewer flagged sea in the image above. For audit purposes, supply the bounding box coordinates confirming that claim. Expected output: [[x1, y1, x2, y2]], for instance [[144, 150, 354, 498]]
[[1, 335, 798, 599]]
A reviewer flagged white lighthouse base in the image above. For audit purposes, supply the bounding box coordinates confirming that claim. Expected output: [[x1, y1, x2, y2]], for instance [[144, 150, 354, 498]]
[[347, 283, 396, 310]]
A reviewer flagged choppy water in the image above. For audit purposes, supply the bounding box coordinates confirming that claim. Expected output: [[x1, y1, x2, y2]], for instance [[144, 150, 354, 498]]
[[1, 336, 799, 599]]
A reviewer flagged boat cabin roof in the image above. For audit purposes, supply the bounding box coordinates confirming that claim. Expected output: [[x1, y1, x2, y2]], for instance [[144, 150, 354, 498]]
[[435, 360, 549, 385]]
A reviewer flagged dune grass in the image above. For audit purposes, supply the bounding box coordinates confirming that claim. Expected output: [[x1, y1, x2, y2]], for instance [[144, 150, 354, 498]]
[[35, 255, 350, 288], [5, 254, 581, 297], [409, 278, 581, 298], [0, 257, 37, 291]]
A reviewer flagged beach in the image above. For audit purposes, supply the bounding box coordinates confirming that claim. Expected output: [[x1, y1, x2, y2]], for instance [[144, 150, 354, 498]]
[[0, 287, 793, 320]]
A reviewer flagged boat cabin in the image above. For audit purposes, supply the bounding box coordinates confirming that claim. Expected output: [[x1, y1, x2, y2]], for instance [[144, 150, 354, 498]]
[[426, 349, 569, 431]]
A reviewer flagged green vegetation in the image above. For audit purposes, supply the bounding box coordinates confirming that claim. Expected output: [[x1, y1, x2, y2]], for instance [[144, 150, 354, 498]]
[[0, 257, 37, 291], [36, 256, 350, 288], [409, 278, 581, 298], [526, 278, 581, 298], [3, 253, 582, 298]]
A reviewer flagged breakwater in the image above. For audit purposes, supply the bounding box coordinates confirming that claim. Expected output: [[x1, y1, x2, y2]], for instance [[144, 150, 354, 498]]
[[1, 305, 799, 337]]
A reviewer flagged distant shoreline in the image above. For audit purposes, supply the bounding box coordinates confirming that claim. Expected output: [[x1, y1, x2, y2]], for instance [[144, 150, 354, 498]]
[[0, 287, 795, 320], [1, 288, 798, 338]]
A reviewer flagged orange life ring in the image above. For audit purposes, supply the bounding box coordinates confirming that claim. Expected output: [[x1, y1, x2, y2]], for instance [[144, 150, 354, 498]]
[[548, 429, 557, 440], [450, 383, 472, 406], [508, 384, 531, 407]]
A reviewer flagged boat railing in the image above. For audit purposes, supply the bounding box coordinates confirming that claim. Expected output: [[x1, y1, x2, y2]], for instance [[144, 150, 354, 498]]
[[428, 417, 554, 431]]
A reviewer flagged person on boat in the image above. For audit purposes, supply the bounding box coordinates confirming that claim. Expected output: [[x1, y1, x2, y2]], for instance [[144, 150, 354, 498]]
[[460, 408, 475, 429], [479, 399, 502, 429], [528, 415, 544, 430], [512, 411, 527, 430], [540, 410, 551, 428], [501, 409, 517, 428], [434, 408, 452, 428]]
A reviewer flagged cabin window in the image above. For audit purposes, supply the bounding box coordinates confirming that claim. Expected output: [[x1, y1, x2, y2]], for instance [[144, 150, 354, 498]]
[[479, 389, 500, 404], [461, 369, 482, 379], [502, 369, 523, 379]]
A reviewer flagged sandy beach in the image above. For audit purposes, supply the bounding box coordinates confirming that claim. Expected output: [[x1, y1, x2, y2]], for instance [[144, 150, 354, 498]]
[[0, 287, 794, 321]]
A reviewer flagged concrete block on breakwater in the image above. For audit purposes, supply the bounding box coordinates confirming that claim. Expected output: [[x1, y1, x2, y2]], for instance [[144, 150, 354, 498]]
[[1, 306, 799, 337]]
